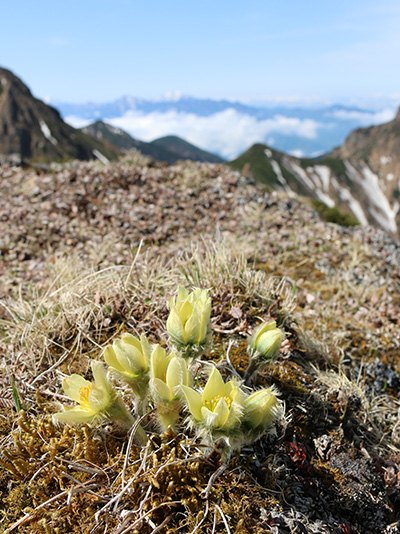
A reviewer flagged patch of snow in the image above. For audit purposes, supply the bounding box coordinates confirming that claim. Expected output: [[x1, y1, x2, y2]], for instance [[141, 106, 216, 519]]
[[92, 149, 109, 165], [284, 160, 315, 191], [387, 173, 394, 181], [108, 125, 124, 135], [331, 176, 368, 225], [314, 166, 331, 192], [264, 148, 272, 158], [344, 161, 397, 233], [284, 159, 333, 206], [39, 120, 58, 145], [270, 160, 295, 196], [0, 77, 7, 86], [380, 155, 392, 165]]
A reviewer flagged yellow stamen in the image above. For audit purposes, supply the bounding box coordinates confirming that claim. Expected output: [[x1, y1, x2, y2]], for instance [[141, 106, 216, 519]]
[[204, 395, 232, 411], [79, 386, 92, 411]]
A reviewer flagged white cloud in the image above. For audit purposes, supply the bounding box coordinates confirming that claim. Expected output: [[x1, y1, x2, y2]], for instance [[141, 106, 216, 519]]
[[101, 109, 320, 160], [65, 116, 94, 129], [330, 108, 397, 125]]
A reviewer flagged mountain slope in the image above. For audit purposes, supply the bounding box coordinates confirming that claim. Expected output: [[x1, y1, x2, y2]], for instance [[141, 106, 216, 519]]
[[149, 135, 224, 163], [81, 121, 224, 163], [229, 110, 400, 236], [0, 67, 120, 162]]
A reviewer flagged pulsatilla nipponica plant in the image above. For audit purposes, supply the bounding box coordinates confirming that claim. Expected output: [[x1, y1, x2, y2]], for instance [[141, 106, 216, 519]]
[[53, 286, 286, 455]]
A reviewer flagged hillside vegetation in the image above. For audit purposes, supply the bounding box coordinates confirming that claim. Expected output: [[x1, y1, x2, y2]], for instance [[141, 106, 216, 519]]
[[0, 154, 400, 533]]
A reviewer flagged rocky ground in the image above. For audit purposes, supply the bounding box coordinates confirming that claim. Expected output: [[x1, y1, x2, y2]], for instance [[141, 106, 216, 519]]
[[0, 152, 400, 533]]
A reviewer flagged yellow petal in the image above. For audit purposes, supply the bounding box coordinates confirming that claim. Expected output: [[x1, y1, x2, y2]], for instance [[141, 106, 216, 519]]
[[212, 397, 230, 428], [139, 334, 152, 361], [53, 407, 98, 425], [166, 356, 188, 390], [254, 321, 277, 342], [176, 286, 189, 304], [181, 385, 203, 421], [184, 303, 202, 344], [62, 375, 91, 403], [202, 367, 224, 403], [166, 307, 185, 342], [225, 381, 241, 403], [88, 383, 111, 412], [121, 333, 143, 352], [113, 339, 147, 374], [91, 361, 112, 394], [179, 299, 194, 323], [150, 345, 168, 380], [256, 330, 284, 358], [103, 345, 125, 373], [150, 377, 173, 403]]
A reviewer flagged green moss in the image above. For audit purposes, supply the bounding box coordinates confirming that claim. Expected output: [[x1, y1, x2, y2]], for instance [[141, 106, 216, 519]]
[[311, 199, 359, 227]]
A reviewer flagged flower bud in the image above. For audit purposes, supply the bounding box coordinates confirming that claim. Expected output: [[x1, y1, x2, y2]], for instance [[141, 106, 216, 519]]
[[149, 347, 192, 429], [248, 321, 284, 362], [103, 333, 151, 398], [166, 286, 211, 357], [243, 387, 280, 430]]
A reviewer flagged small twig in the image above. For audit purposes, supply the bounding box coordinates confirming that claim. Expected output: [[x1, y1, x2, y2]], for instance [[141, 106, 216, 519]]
[[215, 503, 231, 534], [55, 456, 105, 475], [116, 501, 181, 534], [95, 441, 152, 521], [121, 408, 155, 485], [31, 346, 72, 385], [150, 513, 174, 534], [201, 464, 227, 499], [190, 500, 209, 534], [224, 339, 242, 380]]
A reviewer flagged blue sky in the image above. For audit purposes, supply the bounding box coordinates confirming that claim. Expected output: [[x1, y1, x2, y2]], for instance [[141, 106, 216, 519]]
[[1, 0, 400, 105]]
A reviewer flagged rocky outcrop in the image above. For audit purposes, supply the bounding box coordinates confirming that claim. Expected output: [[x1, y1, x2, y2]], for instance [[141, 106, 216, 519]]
[[0, 67, 119, 162]]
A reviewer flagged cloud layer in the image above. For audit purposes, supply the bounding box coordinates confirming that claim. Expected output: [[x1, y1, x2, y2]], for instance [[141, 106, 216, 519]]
[[65, 106, 397, 160], [65, 109, 320, 160]]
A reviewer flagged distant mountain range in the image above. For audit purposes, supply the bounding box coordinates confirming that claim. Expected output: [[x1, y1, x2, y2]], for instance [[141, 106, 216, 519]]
[[81, 121, 224, 164], [55, 95, 397, 159]]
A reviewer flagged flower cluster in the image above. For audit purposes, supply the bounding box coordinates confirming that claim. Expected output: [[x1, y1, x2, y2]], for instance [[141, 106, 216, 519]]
[[53, 286, 285, 453]]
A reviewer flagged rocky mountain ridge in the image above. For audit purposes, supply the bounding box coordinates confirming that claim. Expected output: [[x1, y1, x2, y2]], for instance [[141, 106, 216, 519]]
[[230, 110, 400, 237], [0, 67, 119, 163]]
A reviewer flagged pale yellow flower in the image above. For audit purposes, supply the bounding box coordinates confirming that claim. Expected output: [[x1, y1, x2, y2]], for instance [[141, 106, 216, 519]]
[[166, 287, 211, 355], [149, 346, 191, 429], [180, 367, 243, 439], [103, 333, 151, 398], [248, 320, 284, 362], [53, 361, 134, 428]]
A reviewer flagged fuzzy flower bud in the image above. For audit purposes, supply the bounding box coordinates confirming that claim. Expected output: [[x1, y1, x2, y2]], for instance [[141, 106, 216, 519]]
[[166, 286, 211, 358], [248, 320, 284, 363], [103, 333, 151, 399], [53, 361, 135, 429], [149, 346, 191, 429], [242, 387, 283, 440]]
